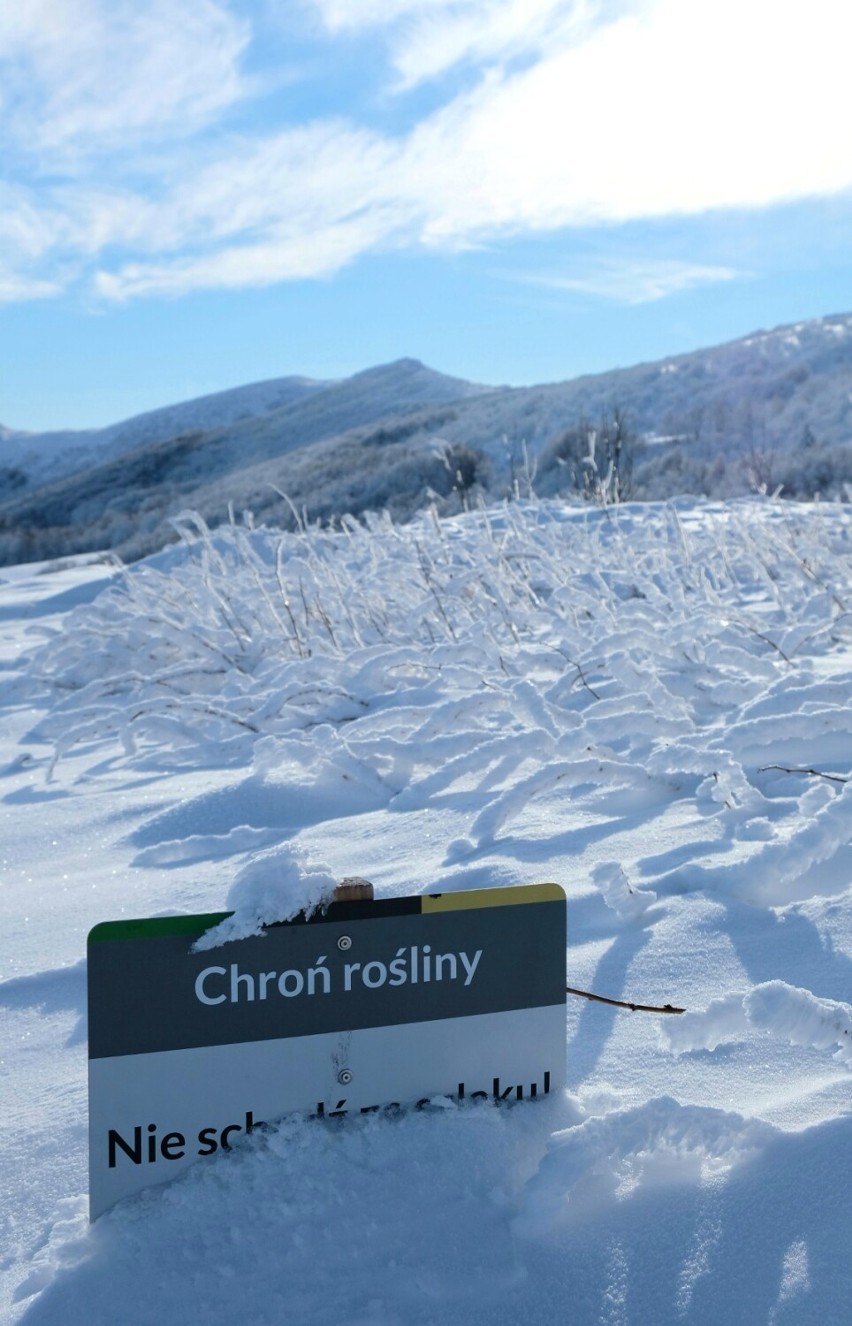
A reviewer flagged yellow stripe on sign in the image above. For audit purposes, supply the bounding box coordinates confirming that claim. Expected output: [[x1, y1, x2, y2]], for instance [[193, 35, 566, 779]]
[[421, 883, 565, 913]]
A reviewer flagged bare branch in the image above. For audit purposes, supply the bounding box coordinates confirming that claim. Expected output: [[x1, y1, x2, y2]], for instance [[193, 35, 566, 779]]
[[758, 764, 849, 784], [566, 985, 685, 1014]]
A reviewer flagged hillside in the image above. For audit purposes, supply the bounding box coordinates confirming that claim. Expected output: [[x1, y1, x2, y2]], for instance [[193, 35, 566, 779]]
[[0, 374, 331, 488], [1, 315, 850, 564]]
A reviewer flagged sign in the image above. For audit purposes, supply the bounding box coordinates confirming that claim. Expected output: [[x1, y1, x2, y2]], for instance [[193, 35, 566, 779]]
[[87, 883, 566, 1219]]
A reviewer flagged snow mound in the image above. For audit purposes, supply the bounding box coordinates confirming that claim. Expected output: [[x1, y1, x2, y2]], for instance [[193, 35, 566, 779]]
[[663, 981, 852, 1065], [193, 842, 337, 949], [515, 1096, 776, 1238]]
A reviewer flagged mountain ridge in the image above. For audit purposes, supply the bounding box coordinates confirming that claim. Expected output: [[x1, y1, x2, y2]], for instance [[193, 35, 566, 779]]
[[1, 313, 850, 565], [0, 357, 491, 485]]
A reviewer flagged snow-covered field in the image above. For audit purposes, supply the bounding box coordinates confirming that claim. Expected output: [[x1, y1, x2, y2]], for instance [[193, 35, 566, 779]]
[[2, 497, 851, 1325]]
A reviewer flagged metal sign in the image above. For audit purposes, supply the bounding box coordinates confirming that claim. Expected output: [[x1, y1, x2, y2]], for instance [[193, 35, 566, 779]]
[[87, 883, 566, 1219]]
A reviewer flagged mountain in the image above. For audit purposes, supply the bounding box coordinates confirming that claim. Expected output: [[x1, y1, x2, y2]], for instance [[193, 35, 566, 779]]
[[0, 374, 335, 489], [1, 317, 850, 565], [0, 358, 489, 491]]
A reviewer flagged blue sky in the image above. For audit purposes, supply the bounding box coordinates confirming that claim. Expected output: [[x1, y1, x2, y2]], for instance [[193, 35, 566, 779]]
[[3, 0, 852, 432]]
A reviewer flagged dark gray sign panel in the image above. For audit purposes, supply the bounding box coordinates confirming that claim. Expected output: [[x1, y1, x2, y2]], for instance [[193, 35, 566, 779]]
[[88, 883, 566, 1219]]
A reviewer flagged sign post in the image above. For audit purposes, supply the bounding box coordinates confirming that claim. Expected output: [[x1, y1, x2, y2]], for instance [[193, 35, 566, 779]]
[[87, 882, 566, 1219]]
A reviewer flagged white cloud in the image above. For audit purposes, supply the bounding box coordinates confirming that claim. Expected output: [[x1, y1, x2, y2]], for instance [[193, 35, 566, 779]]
[[514, 259, 743, 304], [395, 0, 852, 239], [0, 0, 249, 160], [392, 0, 586, 89], [94, 218, 386, 300], [309, 0, 602, 88], [0, 272, 64, 304], [0, 183, 79, 303], [0, 185, 66, 260], [4, 0, 852, 302], [92, 126, 415, 298], [309, 0, 454, 28]]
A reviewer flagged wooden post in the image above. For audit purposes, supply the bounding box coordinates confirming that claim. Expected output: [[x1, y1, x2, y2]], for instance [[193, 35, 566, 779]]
[[334, 877, 374, 902]]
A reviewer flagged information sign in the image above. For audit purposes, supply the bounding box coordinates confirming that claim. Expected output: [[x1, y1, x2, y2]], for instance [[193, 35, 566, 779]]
[[87, 883, 566, 1219]]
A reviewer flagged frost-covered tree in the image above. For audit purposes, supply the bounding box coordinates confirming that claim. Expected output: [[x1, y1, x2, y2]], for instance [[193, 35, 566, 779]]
[[537, 406, 640, 503]]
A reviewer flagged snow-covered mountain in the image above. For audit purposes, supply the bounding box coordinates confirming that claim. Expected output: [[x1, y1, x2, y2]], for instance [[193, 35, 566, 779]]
[[1, 315, 850, 565], [0, 374, 333, 488], [0, 358, 489, 490], [0, 359, 493, 562]]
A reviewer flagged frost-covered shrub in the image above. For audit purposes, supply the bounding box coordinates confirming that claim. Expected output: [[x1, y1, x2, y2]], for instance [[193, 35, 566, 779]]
[[21, 497, 852, 820], [536, 410, 640, 504]]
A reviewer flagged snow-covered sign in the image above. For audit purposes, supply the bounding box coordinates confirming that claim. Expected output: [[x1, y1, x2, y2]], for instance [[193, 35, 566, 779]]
[[87, 883, 566, 1220]]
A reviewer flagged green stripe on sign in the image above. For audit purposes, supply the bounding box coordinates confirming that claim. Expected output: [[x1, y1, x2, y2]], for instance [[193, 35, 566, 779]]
[[88, 898, 423, 947], [88, 913, 232, 944]]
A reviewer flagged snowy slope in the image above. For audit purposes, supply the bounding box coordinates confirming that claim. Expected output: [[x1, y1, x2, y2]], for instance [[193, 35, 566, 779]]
[[1, 495, 851, 1324], [439, 310, 852, 492], [0, 375, 334, 488], [0, 359, 489, 492], [0, 360, 492, 564]]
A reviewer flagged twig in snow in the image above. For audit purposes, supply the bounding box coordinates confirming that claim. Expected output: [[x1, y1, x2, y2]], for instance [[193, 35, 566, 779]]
[[554, 647, 602, 700], [566, 985, 685, 1014], [758, 765, 849, 785]]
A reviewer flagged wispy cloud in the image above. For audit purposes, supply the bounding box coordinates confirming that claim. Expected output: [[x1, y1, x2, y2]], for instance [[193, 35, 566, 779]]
[[91, 120, 413, 299], [0, 0, 250, 161], [513, 259, 743, 304], [0, 271, 63, 303], [311, 0, 601, 89], [3, 0, 852, 304]]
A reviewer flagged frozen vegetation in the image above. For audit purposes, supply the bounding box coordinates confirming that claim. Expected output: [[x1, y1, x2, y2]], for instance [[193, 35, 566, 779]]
[[1, 494, 851, 1323]]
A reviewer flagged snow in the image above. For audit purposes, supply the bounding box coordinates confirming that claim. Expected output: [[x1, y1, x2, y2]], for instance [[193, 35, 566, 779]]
[[192, 843, 338, 949], [662, 981, 852, 1064], [2, 496, 851, 1324]]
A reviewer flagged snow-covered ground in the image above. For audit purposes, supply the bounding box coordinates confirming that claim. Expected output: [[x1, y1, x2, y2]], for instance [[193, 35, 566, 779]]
[[1, 497, 851, 1325]]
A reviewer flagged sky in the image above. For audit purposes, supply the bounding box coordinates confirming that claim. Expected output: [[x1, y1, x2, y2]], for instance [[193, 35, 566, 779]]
[[2, 0, 852, 432]]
